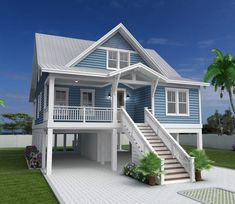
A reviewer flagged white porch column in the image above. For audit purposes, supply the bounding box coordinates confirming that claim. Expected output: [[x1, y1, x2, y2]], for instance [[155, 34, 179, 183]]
[[63, 134, 67, 152], [111, 129, 117, 171], [54, 133, 57, 152], [197, 130, 203, 149], [46, 128, 53, 175], [151, 78, 159, 116], [41, 129, 46, 171], [176, 133, 180, 143], [112, 75, 120, 124], [100, 135, 105, 165], [48, 75, 55, 126]]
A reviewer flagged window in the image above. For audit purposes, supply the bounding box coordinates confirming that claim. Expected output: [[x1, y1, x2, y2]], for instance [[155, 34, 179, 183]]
[[81, 89, 95, 107], [166, 88, 189, 116], [178, 91, 187, 114], [107, 50, 129, 69], [108, 50, 118, 69], [119, 52, 129, 68], [37, 92, 42, 118], [54, 88, 69, 106], [167, 91, 176, 114]]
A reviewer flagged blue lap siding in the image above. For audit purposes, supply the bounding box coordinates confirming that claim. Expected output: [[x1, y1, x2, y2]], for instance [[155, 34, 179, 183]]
[[35, 73, 48, 125]]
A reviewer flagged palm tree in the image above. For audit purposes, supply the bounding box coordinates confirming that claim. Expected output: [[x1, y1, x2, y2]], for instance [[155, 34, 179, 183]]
[[0, 99, 4, 107], [204, 49, 235, 114]]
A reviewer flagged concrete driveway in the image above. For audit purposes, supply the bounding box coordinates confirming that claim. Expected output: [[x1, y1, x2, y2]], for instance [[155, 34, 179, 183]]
[[44, 152, 235, 204]]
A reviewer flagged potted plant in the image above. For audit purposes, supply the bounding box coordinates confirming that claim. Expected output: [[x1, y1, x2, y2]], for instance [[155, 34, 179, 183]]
[[189, 149, 214, 181], [136, 152, 162, 186]]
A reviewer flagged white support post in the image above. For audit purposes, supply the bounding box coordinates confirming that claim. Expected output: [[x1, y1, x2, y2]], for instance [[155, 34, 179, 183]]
[[151, 78, 159, 116], [48, 75, 55, 126], [197, 130, 203, 149], [176, 133, 180, 143], [112, 74, 120, 124], [111, 129, 117, 171], [63, 134, 67, 152], [100, 135, 105, 165], [54, 133, 57, 152], [46, 128, 53, 175], [41, 130, 46, 171]]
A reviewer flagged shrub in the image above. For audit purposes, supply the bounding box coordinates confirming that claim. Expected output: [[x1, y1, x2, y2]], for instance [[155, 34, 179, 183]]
[[232, 144, 235, 151], [123, 162, 148, 184], [25, 146, 42, 169]]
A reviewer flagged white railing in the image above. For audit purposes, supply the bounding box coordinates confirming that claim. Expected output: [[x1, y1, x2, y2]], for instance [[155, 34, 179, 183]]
[[53, 106, 113, 122], [144, 108, 195, 182], [43, 107, 48, 122], [121, 107, 165, 185]]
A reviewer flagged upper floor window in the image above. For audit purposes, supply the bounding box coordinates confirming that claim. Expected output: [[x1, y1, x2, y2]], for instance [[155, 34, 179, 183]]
[[166, 88, 189, 116], [80, 89, 95, 107], [107, 50, 130, 69], [54, 88, 69, 106]]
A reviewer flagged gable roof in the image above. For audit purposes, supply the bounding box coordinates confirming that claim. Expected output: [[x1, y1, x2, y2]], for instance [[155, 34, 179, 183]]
[[35, 31, 182, 80]]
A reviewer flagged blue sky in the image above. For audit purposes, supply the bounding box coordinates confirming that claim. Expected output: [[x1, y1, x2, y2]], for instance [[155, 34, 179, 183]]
[[0, 0, 234, 123]]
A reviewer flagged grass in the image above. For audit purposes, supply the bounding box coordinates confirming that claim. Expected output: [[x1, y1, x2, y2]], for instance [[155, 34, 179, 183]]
[[183, 145, 235, 170], [121, 144, 130, 151], [0, 148, 58, 204]]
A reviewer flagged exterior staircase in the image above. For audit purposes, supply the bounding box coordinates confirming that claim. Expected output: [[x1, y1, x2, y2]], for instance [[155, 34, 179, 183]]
[[136, 123, 190, 184], [121, 107, 195, 185]]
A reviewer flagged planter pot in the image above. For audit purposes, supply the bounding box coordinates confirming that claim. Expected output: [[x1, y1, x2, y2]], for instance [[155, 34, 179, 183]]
[[148, 176, 156, 186], [195, 170, 202, 181]]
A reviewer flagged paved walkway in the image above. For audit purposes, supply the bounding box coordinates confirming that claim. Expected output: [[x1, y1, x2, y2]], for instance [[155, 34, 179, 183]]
[[45, 152, 235, 204]]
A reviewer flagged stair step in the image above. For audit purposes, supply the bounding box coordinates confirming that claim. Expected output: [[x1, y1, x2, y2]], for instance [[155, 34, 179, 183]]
[[147, 139, 161, 143], [164, 163, 182, 168], [145, 136, 159, 140], [141, 130, 155, 133], [159, 154, 174, 159], [151, 143, 165, 147], [154, 147, 168, 151], [165, 172, 189, 180], [136, 123, 148, 127], [165, 167, 186, 174], [164, 158, 178, 163], [138, 126, 151, 130], [156, 150, 171, 155], [143, 132, 157, 136]]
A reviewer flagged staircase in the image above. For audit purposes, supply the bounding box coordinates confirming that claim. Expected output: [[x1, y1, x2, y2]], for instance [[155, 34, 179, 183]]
[[121, 107, 195, 185], [136, 123, 190, 183]]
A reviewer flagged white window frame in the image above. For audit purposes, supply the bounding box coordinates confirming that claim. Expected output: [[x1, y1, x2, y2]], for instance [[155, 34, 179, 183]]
[[165, 88, 189, 116], [54, 87, 69, 106], [106, 48, 130, 70], [37, 92, 42, 118], [80, 89, 95, 107]]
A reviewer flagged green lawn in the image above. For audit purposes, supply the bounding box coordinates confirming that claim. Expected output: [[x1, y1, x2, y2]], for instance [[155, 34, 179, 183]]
[[0, 148, 58, 204], [183, 146, 235, 170]]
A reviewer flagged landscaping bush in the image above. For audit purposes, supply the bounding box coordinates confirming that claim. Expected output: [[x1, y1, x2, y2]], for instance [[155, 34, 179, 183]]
[[123, 162, 148, 184], [25, 146, 42, 169], [232, 144, 235, 151]]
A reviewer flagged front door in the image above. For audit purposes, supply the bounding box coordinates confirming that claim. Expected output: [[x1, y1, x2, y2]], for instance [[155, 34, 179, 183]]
[[117, 89, 125, 108]]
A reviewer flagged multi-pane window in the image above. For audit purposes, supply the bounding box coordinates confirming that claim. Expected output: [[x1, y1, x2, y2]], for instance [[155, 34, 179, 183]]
[[119, 52, 129, 68], [37, 92, 42, 118], [54, 88, 68, 106], [81, 90, 95, 107], [107, 50, 129, 69], [167, 91, 176, 114], [166, 89, 189, 115], [108, 50, 118, 68], [178, 91, 187, 114]]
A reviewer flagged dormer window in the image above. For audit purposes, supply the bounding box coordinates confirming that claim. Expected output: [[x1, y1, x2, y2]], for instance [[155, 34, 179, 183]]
[[107, 50, 130, 69], [108, 50, 118, 68]]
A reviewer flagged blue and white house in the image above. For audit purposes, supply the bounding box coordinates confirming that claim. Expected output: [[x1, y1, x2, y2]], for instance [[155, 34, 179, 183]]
[[30, 24, 209, 184]]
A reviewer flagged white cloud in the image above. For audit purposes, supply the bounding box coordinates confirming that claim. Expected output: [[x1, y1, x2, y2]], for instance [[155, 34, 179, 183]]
[[146, 37, 184, 46], [197, 39, 215, 48]]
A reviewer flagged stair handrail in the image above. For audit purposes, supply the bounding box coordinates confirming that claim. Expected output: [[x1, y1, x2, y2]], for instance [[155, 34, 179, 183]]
[[121, 107, 155, 153], [121, 107, 165, 184], [144, 107, 195, 182]]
